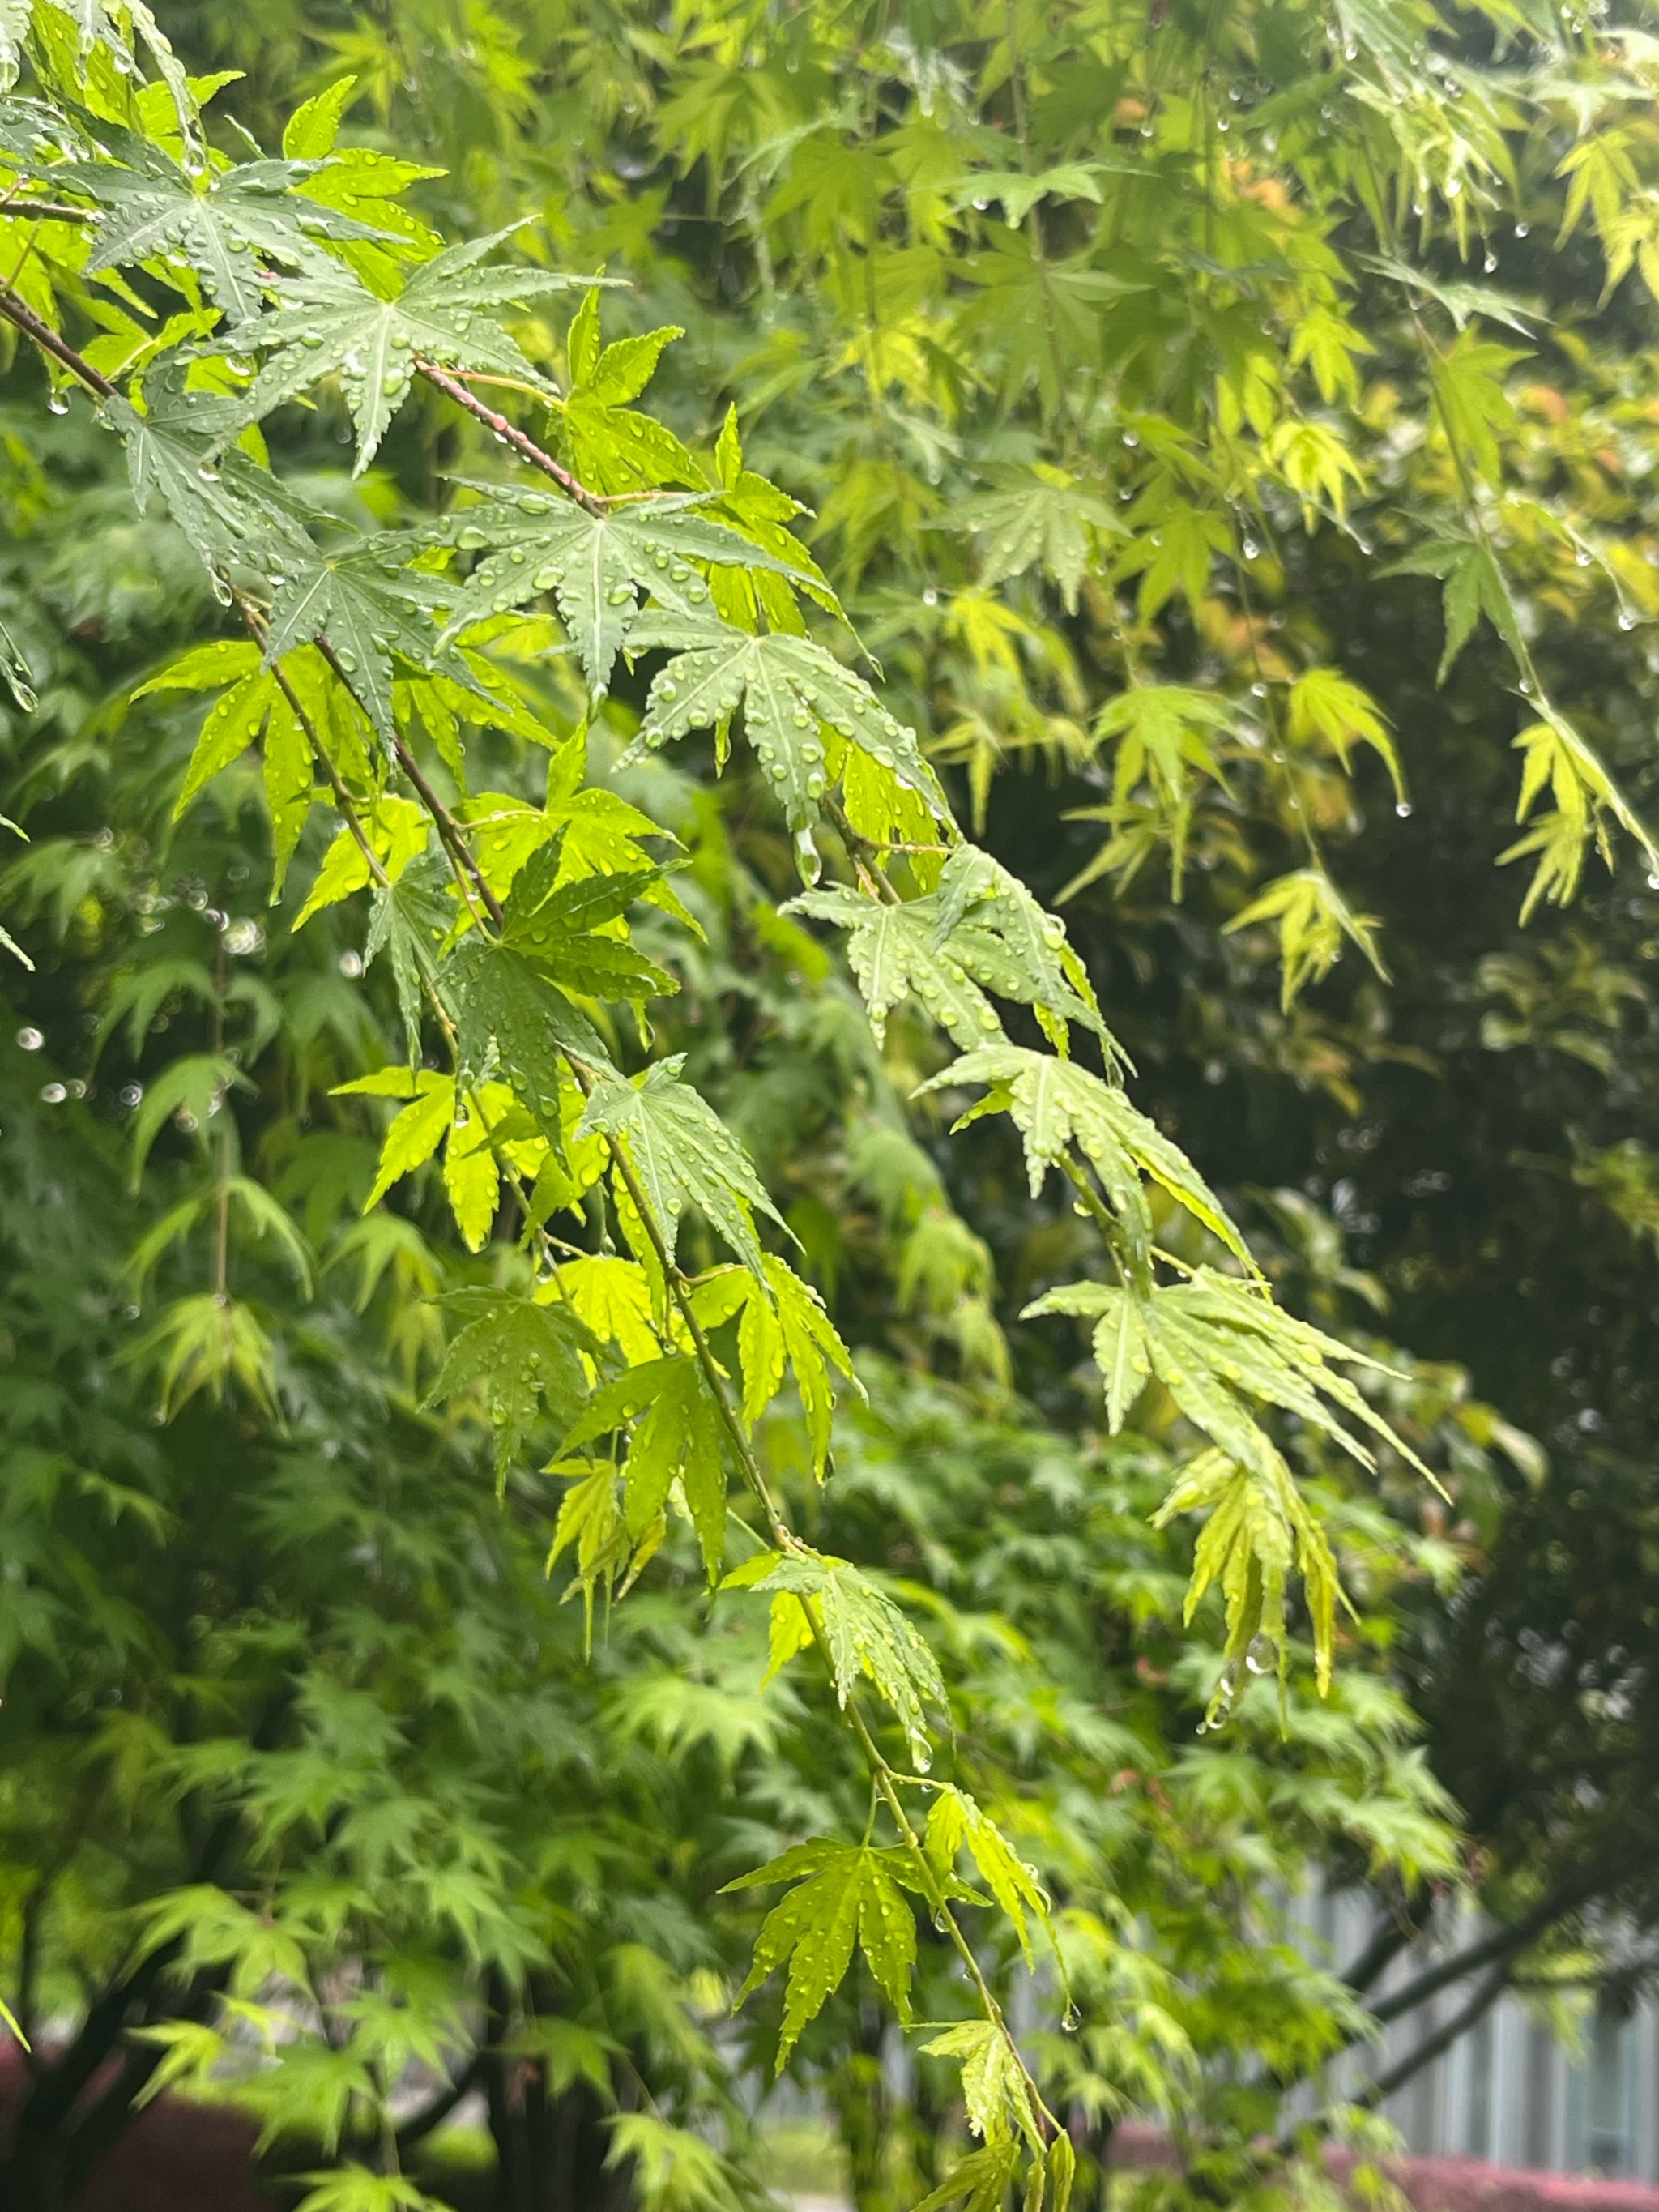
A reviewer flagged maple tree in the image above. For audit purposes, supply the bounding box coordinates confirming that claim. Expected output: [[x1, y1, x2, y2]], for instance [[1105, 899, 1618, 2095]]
[[2, 0, 1658, 2209]]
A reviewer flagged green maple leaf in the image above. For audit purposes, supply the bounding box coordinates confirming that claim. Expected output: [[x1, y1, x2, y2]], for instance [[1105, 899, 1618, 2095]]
[[1430, 331, 1526, 485], [1384, 535, 1525, 683], [1085, 685, 1235, 894], [461, 761, 694, 931], [909, 2147, 1022, 2212], [791, 886, 1004, 1049], [223, 228, 595, 470], [1025, 1269, 1431, 1482], [444, 933, 609, 1140], [631, 628, 948, 832], [554, 1352, 728, 1578], [291, 2166, 439, 2212], [578, 1057, 784, 1276], [924, 1786, 1050, 1968], [951, 161, 1112, 226], [560, 290, 698, 493], [796, 865, 1111, 1054], [364, 860, 450, 1061], [920, 2021, 1042, 2150], [333, 1065, 454, 1206], [953, 462, 1120, 613], [108, 378, 267, 575], [689, 1253, 859, 1476], [956, 232, 1144, 412], [499, 837, 676, 1006], [137, 638, 271, 811], [919, 1044, 1246, 1263], [137, 637, 333, 895], [111, 365, 332, 581], [262, 532, 455, 751], [1223, 866, 1386, 1008], [707, 404, 838, 627], [54, 127, 386, 321], [1149, 1444, 1345, 1702], [423, 1287, 596, 1488], [441, 488, 817, 696], [723, 1840, 919, 2066], [723, 1548, 945, 1766], [6, 2, 197, 135], [931, 844, 1108, 1051], [792, 851, 1106, 1055], [280, 76, 447, 288]]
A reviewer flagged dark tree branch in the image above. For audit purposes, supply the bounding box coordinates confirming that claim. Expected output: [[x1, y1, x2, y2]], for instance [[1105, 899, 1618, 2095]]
[[395, 2049, 485, 2153], [1365, 1887, 1577, 2030], [1340, 1893, 1435, 1998], [1363, 1959, 1512, 2110], [59, 1965, 234, 2196]]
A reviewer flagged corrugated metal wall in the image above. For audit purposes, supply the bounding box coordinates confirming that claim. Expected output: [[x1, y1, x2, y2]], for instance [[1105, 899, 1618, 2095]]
[[1302, 1887, 1657, 2179]]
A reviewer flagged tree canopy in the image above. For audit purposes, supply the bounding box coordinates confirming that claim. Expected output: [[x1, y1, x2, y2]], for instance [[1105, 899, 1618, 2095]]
[[2, 2, 1659, 2210]]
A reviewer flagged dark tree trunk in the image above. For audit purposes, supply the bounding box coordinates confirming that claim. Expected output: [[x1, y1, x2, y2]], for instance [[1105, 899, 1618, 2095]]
[[487, 2064, 632, 2212]]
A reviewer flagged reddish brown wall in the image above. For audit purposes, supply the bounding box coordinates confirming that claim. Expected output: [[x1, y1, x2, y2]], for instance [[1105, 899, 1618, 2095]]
[[1109, 2123, 1659, 2212], [0, 2044, 275, 2210]]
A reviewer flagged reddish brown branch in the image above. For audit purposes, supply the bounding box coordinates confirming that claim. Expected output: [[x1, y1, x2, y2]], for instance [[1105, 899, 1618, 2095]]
[[414, 356, 608, 517], [0, 199, 94, 224], [0, 284, 115, 398]]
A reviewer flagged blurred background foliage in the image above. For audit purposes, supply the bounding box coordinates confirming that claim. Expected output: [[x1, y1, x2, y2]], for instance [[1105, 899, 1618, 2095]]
[[5, 1, 1659, 2208]]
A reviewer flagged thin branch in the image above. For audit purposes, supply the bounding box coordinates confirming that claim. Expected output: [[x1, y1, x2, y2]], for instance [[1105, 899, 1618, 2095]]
[[414, 355, 607, 517], [0, 199, 93, 224], [0, 283, 116, 398], [1361, 1958, 1511, 2111], [394, 2050, 485, 2152], [318, 635, 508, 929], [1340, 1894, 1434, 1999], [1365, 1894, 1567, 2029]]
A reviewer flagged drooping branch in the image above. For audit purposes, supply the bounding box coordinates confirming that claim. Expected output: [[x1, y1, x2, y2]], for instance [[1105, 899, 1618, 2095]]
[[0, 263, 1060, 2152]]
